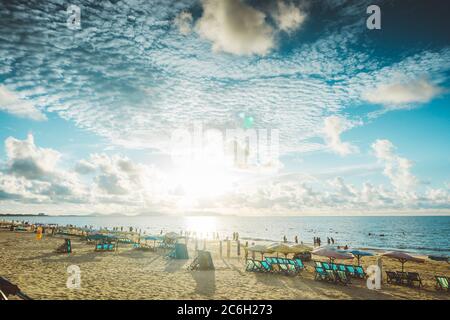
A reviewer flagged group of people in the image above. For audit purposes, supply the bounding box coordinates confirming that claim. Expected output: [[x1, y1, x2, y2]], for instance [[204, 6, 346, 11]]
[[313, 236, 337, 246]]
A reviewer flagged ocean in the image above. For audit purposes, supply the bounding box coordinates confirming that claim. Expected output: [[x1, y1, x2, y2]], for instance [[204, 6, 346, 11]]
[[2, 215, 449, 256]]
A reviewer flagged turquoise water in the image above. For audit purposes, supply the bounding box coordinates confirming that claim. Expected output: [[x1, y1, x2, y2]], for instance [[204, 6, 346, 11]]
[[2, 215, 449, 256]]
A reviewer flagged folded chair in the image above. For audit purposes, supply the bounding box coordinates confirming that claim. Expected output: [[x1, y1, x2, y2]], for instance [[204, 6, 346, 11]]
[[435, 275, 449, 292], [56, 238, 72, 254], [406, 272, 423, 288]]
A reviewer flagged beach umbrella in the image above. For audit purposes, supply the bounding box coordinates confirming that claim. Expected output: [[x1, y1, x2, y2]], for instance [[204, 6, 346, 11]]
[[164, 232, 180, 239], [289, 244, 313, 253], [267, 243, 295, 257], [382, 251, 425, 272], [247, 244, 273, 259], [312, 246, 354, 262], [348, 250, 374, 266]]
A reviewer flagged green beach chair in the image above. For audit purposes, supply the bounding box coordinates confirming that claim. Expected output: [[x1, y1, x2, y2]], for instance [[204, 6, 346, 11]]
[[336, 270, 351, 285], [435, 276, 449, 292], [56, 238, 72, 254], [322, 262, 331, 271], [261, 260, 272, 272], [294, 258, 305, 271], [354, 266, 366, 278], [331, 263, 338, 271], [246, 259, 256, 272], [326, 270, 337, 283], [345, 265, 356, 277], [338, 264, 346, 272], [314, 267, 328, 281], [314, 261, 323, 268]]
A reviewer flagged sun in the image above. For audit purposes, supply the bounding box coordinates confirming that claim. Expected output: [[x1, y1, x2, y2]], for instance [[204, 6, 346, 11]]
[[170, 159, 235, 209]]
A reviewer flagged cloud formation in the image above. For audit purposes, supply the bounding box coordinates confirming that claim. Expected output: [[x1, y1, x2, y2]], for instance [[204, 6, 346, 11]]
[[323, 116, 358, 156], [0, 85, 46, 121], [363, 78, 443, 109], [272, 0, 306, 33], [372, 139, 417, 195], [196, 0, 275, 55], [174, 11, 193, 35]]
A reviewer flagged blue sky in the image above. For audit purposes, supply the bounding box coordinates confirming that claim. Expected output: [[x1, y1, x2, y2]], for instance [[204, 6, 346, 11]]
[[0, 0, 449, 215]]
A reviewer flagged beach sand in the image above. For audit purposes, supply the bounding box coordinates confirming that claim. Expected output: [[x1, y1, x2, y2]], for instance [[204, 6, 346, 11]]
[[0, 230, 449, 300]]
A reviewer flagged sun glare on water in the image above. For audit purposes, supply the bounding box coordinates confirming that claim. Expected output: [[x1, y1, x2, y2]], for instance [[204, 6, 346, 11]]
[[185, 216, 217, 237]]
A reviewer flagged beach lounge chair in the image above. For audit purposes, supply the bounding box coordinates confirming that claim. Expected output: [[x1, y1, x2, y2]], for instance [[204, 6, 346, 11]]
[[314, 267, 329, 281], [386, 271, 401, 285], [336, 270, 351, 285], [435, 276, 449, 292], [331, 263, 338, 271], [56, 238, 72, 254], [322, 262, 331, 270], [338, 264, 347, 272], [406, 272, 423, 288], [314, 261, 323, 268], [261, 260, 272, 272], [354, 266, 366, 278], [188, 250, 215, 271], [95, 241, 116, 252], [345, 265, 356, 277], [246, 259, 256, 272], [326, 270, 337, 283], [294, 258, 305, 271], [396, 271, 409, 285]]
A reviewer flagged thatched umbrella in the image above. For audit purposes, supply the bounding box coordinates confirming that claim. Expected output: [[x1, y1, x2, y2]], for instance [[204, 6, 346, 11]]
[[312, 245, 354, 263], [382, 251, 424, 272]]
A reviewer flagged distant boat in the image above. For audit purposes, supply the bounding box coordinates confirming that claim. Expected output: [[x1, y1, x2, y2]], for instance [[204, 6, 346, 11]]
[[428, 255, 448, 262]]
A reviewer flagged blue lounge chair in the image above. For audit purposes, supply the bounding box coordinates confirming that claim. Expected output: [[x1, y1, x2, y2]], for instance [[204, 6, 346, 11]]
[[322, 262, 331, 270], [345, 265, 356, 277], [294, 258, 305, 270], [355, 266, 366, 278], [261, 261, 272, 272], [331, 263, 338, 271], [314, 261, 323, 268], [315, 267, 330, 281]]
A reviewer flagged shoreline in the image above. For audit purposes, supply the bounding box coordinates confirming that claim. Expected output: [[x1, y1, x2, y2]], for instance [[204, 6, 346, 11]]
[[1, 218, 449, 258]]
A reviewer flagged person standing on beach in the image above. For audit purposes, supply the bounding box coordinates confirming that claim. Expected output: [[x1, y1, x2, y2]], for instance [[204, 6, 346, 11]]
[[295, 236, 298, 244], [283, 235, 287, 243], [327, 237, 330, 245], [331, 237, 335, 245]]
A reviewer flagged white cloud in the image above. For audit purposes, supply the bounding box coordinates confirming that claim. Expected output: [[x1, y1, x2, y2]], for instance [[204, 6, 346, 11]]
[[5, 134, 60, 180], [0, 85, 46, 121], [272, 0, 307, 33], [372, 139, 417, 195], [174, 11, 193, 35], [196, 0, 275, 56], [363, 78, 443, 108], [323, 116, 358, 156]]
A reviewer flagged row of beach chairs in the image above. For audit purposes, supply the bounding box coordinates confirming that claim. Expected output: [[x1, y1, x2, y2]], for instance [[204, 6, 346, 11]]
[[315, 267, 351, 285], [246, 257, 305, 276], [314, 261, 366, 279], [385, 271, 423, 288]]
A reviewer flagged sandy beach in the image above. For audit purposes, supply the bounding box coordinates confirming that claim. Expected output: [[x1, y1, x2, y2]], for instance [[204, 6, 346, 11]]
[[0, 230, 448, 300]]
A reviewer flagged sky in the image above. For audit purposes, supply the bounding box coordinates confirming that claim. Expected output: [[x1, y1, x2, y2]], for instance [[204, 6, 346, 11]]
[[0, 0, 449, 216]]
